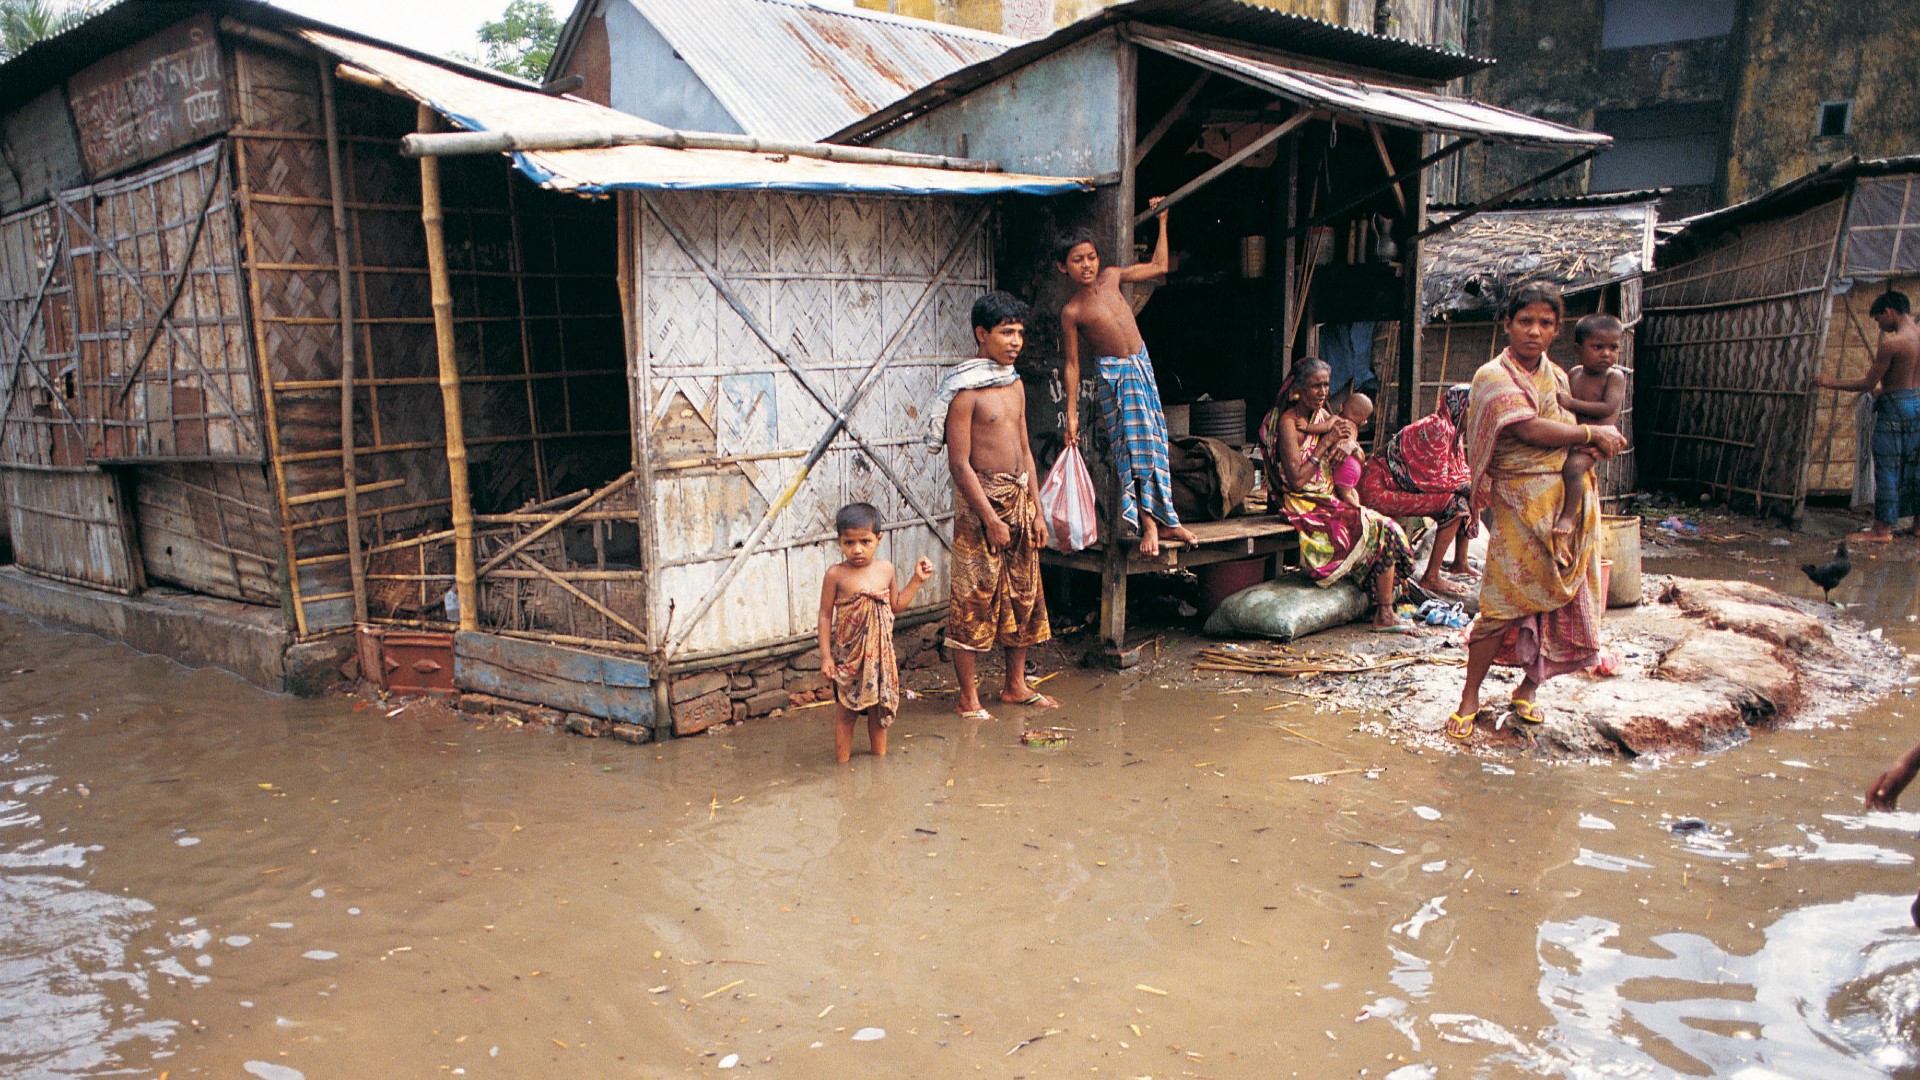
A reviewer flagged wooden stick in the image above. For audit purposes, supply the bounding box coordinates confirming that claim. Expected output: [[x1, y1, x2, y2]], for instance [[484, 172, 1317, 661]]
[[322, 62, 367, 623], [508, 550, 648, 643], [1274, 723, 1332, 749], [1289, 768, 1367, 781], [476, 470, 635, 577], [419, 105, 477, 632]]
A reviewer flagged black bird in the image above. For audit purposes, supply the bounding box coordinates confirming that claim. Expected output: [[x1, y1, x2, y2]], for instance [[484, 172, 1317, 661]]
[[1801, 538, 1851, 603]]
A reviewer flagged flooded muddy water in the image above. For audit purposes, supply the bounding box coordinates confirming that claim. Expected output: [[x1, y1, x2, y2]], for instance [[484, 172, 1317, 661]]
[[3, 530, 1919, 1078]]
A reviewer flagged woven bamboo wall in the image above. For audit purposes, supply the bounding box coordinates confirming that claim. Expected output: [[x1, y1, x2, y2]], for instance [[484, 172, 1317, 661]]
[[132, 462, 282, 603], [230, 44, 627, 638], [0, 465, 139, 592], [0, 203, 82, 469], [1637, 198, 1847, 517], [1805, 274, 1920, 495], [72, 143, 257, 462], [635, 190, 988, 663]]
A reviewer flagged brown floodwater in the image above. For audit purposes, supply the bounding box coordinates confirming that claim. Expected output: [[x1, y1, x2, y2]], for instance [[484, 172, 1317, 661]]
[[3, 527, 1920, 1079]]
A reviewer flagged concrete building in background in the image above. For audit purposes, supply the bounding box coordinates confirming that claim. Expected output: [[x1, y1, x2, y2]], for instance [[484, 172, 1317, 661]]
[[1457, 0, 1920, 218]]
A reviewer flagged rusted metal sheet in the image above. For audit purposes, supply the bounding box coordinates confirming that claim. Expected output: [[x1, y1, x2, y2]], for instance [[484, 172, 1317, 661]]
[[453, 630, 653, 725], [381, 629, 457, 697], [66, 13, 229, 180], [132, 461, 282, 605], [611, 0, 1014, 142]]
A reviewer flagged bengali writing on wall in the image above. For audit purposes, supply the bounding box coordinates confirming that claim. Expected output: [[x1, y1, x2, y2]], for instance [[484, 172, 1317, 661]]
[[66, 14, 229, 180]]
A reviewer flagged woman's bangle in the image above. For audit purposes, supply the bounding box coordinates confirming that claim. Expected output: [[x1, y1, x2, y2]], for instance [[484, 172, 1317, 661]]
[[1580, 424, 1592, 446]]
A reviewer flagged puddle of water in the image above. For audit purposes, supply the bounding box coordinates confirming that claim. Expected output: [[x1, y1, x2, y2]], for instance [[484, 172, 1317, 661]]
[[0, 529, 1916, 1076]]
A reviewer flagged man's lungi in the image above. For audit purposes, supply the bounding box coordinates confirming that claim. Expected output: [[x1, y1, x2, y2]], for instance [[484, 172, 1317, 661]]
[[1094, 346, 1182, 533]]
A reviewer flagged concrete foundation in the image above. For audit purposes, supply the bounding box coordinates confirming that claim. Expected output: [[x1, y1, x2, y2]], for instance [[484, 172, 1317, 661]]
[[0, 566, 351, 695]]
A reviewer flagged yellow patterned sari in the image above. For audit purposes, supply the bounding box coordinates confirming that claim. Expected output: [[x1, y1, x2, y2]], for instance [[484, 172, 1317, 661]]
[[1464, 350, 1602, 680]]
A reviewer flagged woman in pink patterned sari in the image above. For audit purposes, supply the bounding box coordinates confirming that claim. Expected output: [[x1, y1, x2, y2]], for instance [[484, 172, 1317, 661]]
[[1357, 384, 1478, 596]]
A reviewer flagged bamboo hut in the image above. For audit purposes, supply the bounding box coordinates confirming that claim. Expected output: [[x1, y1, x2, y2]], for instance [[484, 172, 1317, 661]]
[[830, 2, 1610, 657], [1405, 191, 1662, 504], [0, 0, 1081, 727], [1638, 156, 1920, 519]]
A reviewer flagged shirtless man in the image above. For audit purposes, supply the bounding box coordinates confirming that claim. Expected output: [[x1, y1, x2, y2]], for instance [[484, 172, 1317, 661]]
[[1815, 290, 1920, 542], [1058, 200, 1198, 556], [941, 291, 1055, 721]]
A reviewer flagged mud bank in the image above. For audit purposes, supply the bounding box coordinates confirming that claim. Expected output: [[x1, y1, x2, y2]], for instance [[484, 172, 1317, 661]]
[[1186, 574, 1907, 758]]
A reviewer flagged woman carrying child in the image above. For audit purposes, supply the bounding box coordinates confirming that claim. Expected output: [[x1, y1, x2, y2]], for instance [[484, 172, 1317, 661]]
[[1443, 283, 1627, 741], [1258, 357, 1413, 629], [1356, 384, 1478, 597]]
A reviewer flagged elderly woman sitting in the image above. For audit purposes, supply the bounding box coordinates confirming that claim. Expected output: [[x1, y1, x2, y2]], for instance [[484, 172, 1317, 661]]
[[1357, 384, 1478, 596], [1259, 358, 1413, 629]]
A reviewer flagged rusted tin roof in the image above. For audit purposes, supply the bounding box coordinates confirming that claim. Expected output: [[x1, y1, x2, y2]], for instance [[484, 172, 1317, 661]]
[[307, 31, 1086, 196], [1140, 37, 1609, 149], [608, 0, 1016, 142]]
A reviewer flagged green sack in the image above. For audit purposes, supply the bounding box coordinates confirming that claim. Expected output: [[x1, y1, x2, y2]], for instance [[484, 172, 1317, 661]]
[[1202, 576, 1371, 642]]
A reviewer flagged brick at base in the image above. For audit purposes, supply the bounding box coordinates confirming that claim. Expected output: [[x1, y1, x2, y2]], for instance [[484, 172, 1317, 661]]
[[674, 689, 733, 736]]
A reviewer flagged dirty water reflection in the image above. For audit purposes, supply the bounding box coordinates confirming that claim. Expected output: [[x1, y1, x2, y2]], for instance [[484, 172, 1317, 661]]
[[1, 534, 1920, 1076]]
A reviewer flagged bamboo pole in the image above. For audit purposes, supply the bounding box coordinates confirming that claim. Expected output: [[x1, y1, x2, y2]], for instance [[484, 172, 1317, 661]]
[[418, 105, 478, 632], [399, 127, 1002, 173], [321, 62, 368, 625]]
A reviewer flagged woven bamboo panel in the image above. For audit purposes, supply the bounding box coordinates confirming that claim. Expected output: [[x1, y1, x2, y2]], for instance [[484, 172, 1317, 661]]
[[0, 464, 138, 591], [1645, 199, 1845, 311], [1805, 274, 1920, 495], [0, 203, 80, 468], [232, 44, 626, 637], [69, 143, 257, 461], [133, 461, 281, 603], [638, 190, 988, 659]]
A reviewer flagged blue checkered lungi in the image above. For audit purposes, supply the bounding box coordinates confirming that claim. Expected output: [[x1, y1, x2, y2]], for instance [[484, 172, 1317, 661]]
[[1094, 345, 1181, 532], [1874, 388, 1920, 525]]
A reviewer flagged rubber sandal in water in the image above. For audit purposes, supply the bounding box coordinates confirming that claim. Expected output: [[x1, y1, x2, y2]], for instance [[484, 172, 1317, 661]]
[[1005, 692, 1059, 709], [1508, 698, 1545, 725], [958, 708, 995, 722], [1443, 711, 1476, 741]]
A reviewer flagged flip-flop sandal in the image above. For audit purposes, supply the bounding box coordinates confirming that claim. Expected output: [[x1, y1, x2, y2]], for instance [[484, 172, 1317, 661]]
[[1443, 711, 1476, 741], [957, 708, 995, 721], [1508, 698, 1545, 725], [1006, 692, 1059, 709]]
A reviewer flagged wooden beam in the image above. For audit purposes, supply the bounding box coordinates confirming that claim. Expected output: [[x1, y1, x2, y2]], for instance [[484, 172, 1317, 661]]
[[1412, 148, 1602, 242], [1131, 71, 1210, 169], [1133, 110, 1315, 227], [402, 128, 1004, 174], [320, 61, 368, 625], [1366, 123, 1407, 215], [1287, 139, 1470, 240], [418, 105, 478, 632]]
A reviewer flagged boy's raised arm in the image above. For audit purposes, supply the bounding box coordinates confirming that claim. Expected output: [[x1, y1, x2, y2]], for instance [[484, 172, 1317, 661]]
[[893, 556, 935, 612], [1118, 198, 1169, 284]]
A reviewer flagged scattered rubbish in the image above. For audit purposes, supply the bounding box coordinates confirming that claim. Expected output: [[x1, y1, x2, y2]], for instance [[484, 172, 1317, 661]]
[[1659, 516, 1701, 534], [851, 1027, 886, 1042], [1021, 727, 1070, 747], [1291, 768, 1369, 783], [1770, 537, 1793, 546], [1134, 984, 1170, 996], [1006, 1029, 1062, 1055], [1668, 817, 1711, 834], [717, 1054, 739, 1069], [1195, 644, 1443, 677], [1573, 849, 1653, 872], [1481, 763, 1515, 776], [1577, 815, 1615, 831], [1421, 860, 1447, 873], [1414, 599, 1471, 628], [1412, 806, 1442, 821], [1392, 895, 1447, 940], [301, 950, 337, 961]]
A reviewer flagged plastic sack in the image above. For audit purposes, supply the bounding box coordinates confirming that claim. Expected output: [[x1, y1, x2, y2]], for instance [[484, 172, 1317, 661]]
[[1202, 577, 1370, 642], [1039, 445, 1098, 552]]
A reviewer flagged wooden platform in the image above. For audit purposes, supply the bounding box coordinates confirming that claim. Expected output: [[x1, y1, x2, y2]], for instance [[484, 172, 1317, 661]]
[[1039, 515, 1298, 575]]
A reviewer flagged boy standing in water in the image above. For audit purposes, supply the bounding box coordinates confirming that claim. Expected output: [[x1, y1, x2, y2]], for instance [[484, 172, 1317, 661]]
[[1554, 314, 1627, 536], [818, 502, 934, 763], [941, 292, 1056, 721], [1058, 201, 1199, 556]]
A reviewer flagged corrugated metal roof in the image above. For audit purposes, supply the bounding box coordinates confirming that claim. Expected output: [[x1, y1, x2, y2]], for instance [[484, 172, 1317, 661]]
[[305, 31, 1086, 197], [1658, 154, 1920, 259], [834, 0, 1493, 144], [619, 0, 1016, 142], [1137, 36, 1609, 149]]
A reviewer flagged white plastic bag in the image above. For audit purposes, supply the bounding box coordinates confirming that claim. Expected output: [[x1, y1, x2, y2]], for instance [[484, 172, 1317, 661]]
[[1039, 445, 1098, 552]]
